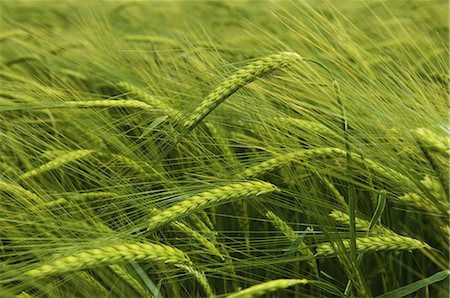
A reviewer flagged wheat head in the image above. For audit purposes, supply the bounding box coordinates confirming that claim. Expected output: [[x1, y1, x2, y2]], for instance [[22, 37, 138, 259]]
[[329, 210, 396, 235], [265, 211, 317, 273], [20, 150, 94, 179], [25, 242, 191, 278], [182, 52, 302, 132], [148, 181, 279, 231], [315, 235, 430, 256], [412, 128, 450, 157], [226, 279, 309, 298], [64, 100, 152, 110]]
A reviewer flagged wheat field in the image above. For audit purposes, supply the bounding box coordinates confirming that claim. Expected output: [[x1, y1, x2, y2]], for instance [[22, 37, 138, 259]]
[[0, 1, 449, 297]]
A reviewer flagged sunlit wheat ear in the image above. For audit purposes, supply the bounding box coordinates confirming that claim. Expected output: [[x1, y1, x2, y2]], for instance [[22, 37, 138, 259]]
[[265, 211, 317, 273], [315, 236, 431, 257], [226, 279, 309, 298], [55, 222, 154, 296], [412, 128, 450, 157], [24, 242, 192, 278], [20, 150, 94, 179], [64, 100, 153, 110], [329, 210, 396, 235], [182, 51, 303, 132], [148, 181, 279, 231]]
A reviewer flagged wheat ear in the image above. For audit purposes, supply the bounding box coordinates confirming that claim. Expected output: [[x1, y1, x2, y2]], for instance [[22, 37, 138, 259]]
[[20, 150, 94, 179], [315, 236, 430, 256], [273, 117, 335, 136], [64, 100, 152, 110], [441, 225, 450, 238], [397, 192, 442, 214], [226, 279, 309, 298], [239, 147, 416, 189], [116, 81, 156, 104], [117, 80, 179, 118], [76, 271, 109, 297], [177, 264, 215, 297], [32, 191, 118, 212], [148, 181, 279, 231], [188, 213, 218, 240], [182, 52, 302, 131], [23, 150, 152, 179], [320, 176, 347, 207], [24, 242, 191, 278], [412, 128, 450, 157], [0, 180, 45, 205], [148, 207, 223, 260], [238, 147, 345, 179], [265, 211, 317, 273], [172, 221, 224, 261], [193, 210, 215, 231], [329, 210, 396, 235], [421, 175, 445, 199], [108, 264, 149, 297]]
